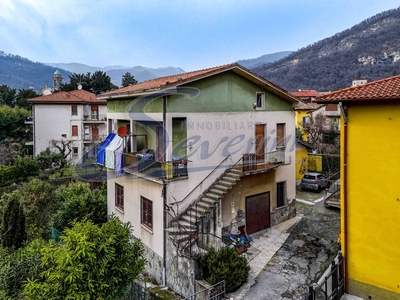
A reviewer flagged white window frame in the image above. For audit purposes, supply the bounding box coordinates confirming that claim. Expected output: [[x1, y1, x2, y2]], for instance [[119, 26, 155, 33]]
[[256, 92, 265, 110]]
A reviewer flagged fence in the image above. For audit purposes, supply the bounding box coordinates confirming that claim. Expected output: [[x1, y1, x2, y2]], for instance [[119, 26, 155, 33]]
[[183, 280, 225, 300], [302, 252, 345, 300], [122, 280, 164, 300]]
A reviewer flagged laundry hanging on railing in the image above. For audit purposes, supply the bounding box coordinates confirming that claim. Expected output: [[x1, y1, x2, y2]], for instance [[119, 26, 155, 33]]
[[97, 133, 116, 165], [105, 135, 123, 169]]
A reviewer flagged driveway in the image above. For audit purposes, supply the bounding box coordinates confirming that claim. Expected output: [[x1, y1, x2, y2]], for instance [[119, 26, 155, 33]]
[[240, 201, 340, 300]]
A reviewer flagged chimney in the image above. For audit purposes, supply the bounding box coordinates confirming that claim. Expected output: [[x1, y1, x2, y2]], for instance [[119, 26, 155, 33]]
[[352, 78, 368, 86]]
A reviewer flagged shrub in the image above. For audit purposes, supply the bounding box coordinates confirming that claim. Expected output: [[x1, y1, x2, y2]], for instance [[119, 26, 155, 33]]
[[200, 246, 250, 293], [0, 240, 44, 299], [23, 216, 146, 299]]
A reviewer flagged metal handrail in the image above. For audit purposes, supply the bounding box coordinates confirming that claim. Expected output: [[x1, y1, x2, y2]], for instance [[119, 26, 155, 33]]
[[168, 155, 232, 207]]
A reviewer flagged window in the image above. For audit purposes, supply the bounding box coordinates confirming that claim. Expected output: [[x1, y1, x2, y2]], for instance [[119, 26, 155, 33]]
[[256, 92, 265, 110], [276, 123, 286, 148], [115, 183, 124, 210], [72, 125, 78, 137], [141, 196, 153, 229], [276, 181, 286, 208], [302, 116, 311, 127], [91, 106, 98, 120], [71, 105, 78, 116], [73, 147, 78, 156]]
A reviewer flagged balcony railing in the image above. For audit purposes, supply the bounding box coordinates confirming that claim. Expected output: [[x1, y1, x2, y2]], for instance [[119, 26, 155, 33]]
[[242, 149, 287, 172], [83, 114, 107, 122], [82, 134, 108, 143], [123, 152, 188, 179]]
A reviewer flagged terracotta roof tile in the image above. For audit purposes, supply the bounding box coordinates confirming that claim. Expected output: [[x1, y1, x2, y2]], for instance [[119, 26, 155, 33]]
[[294, 101, 322, 110], [29, 90, 105, 104], [325, 104, 338, 111], [290, 90, 319, 97], [100, 63, 238, 97], [318, 74, 400, 102], [98, 63, 298, 104]]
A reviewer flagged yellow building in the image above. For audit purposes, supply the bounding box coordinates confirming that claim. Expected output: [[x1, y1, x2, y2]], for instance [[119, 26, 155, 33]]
[[318, 75, 400, 299], [295, 140, 313, 182], [291, 91, 322, 142]]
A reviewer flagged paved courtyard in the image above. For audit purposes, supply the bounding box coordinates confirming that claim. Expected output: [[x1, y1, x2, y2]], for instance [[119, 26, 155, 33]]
[[226, 192, 341, 300]]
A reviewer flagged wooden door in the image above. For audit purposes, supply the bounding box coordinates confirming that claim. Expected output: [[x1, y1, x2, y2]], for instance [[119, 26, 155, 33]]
[[255, 124, 265, 161], [92, 126, 99, 141], [156, 126, 164, 161], [246, 192, 270, 234]]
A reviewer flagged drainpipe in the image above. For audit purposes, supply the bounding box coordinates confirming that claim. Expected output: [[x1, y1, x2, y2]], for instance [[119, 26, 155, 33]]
[[162, 95, 167, 287], [162, 180, 167, 287], [339, 102, 348, 293]]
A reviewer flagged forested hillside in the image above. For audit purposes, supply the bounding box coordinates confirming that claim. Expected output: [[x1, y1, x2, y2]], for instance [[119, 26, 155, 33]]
[[0, 52, 70, 90], [253, 7, 400, 91]]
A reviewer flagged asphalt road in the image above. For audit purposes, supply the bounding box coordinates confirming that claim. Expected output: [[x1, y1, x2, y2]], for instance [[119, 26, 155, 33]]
[[242, 201, 340, 300]]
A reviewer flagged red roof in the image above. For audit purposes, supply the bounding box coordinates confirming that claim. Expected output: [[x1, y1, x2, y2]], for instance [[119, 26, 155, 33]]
[[29, 90, 106, 104], [318, 74, 400, 103], [290, 90, 319, 98], [294, 101, 322, 111], [325, 104, 338, 111], [98, 63, 299, 103]]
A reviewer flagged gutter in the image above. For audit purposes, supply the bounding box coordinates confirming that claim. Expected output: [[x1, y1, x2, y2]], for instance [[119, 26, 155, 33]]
[[162, 95, 167, 287], [339, 102, 349, 293]]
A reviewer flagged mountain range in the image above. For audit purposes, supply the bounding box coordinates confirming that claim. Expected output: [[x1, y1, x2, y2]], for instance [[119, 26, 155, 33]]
[[44, 63, 186, 87], [2, 6, 400, 93], [252, 6, 400, 91]]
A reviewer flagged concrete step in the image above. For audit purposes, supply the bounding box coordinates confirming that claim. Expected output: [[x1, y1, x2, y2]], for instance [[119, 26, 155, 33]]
[[205, 192, 220, 200], [218, 180, 236, 188], [180, 214, 199, 225], [224, 172, 241, 181], [210, 188, 227, 195], [229, 168, 243, 175], [213, 184, 230, 192]]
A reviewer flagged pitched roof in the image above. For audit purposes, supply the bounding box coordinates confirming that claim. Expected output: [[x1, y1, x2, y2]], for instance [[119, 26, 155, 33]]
[[98, 63, 299, 103], [29, 90, 106, 104], [294, 100, 322, 111], [297, 139, 314, 150], [318, 74, 400, 103], [325, 104, 338, 111], [290, 90, 319, 98]]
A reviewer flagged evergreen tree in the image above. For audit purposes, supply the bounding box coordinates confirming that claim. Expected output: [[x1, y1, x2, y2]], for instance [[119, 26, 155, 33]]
[[121, 72, 138, 87], [1, 191, 26, 249]]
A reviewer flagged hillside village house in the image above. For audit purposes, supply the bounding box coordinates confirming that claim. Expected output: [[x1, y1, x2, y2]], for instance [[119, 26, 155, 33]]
[[28, 89, 107, 164], [97, 63, 299, 297], [318, 74, 400, 299]]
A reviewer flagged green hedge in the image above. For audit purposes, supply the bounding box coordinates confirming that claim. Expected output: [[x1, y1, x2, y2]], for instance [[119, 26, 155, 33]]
[[0, 157, 39, 187], [321, 154, 340, 173]]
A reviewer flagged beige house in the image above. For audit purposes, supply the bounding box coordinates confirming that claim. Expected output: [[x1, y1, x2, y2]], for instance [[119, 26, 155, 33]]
[[98, 63, 299, 297]]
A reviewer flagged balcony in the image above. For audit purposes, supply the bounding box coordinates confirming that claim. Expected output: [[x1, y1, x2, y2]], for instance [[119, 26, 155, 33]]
[[82, 134, 108, 144], [83, 114, 107, 124], [123, 152, 188, 180], [242, 150, 287, 174]]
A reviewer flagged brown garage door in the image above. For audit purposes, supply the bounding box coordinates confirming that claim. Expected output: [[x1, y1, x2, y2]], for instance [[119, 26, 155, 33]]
[[246, 192, 270, 234]]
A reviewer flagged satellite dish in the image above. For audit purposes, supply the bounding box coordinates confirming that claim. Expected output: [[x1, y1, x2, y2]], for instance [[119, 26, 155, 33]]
[[117, 126, 127, 137], [78, 84, 82, 90]]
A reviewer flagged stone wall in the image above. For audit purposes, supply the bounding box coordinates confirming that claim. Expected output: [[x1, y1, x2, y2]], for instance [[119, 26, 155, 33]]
[[142, 243, 163, 284], [270, 199, 297, 227], [165, 235, 197, 297]]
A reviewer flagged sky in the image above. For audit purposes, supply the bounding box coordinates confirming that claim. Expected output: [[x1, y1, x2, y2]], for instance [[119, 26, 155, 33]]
[[0, 0, 399, 72]]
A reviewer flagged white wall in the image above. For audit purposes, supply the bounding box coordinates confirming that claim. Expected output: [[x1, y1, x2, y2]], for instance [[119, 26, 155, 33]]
[[107, 172, 165, 257], [33, 103, 107, 164]]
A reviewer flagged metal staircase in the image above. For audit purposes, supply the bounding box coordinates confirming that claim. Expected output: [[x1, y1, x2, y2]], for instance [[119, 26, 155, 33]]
[[166, 167, 243, 258]]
